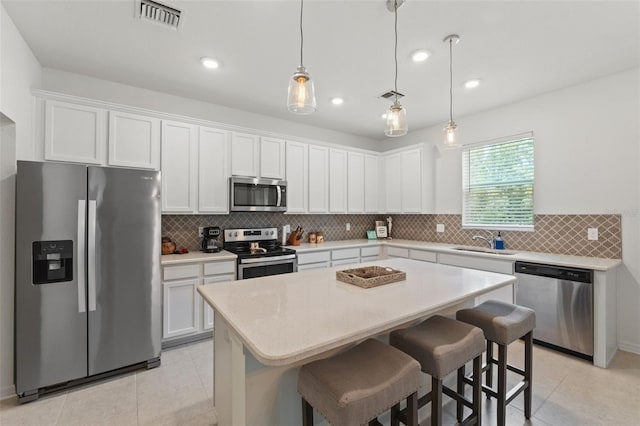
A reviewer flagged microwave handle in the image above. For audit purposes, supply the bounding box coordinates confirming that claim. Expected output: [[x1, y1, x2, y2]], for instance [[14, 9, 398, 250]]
[[276, 185, 282, 207]]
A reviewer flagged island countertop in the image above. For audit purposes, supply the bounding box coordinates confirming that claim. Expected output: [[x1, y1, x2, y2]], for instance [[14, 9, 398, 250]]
[[197, 258, 516, 366]]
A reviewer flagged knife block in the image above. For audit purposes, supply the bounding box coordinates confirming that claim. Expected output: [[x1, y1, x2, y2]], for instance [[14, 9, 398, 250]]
[[287, 231, 301, 246]]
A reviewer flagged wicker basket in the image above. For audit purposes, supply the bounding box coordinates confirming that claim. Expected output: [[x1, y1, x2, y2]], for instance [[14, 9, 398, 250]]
[[336, 266, 406, 289]]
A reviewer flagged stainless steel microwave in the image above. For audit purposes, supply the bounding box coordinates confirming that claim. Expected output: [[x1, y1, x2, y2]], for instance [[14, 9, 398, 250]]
[[230, 177, 287, 212]]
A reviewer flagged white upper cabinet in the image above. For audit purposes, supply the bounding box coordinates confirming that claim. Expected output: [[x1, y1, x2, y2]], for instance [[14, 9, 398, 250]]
[[308, 145, 329, 213], [161, 120, 198, 213], [260, 137, 285, 179], [198, 127, 229, 213], [108, 111, 160, 170], [401, 148, 422, 213], [347, 152, 365, 213], [285, 141, 308, 213], [44, 100, 106, 164], [364, 154, 379, 213], [384, 153, 402, 213], [231, 132, 259, 177], [329, 149, 348, 213]]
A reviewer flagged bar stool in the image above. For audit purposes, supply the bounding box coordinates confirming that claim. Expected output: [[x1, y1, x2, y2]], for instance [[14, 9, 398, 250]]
[[298, 338, 420, 426], [389, 315, 485, 426], [456, 300, 536, 426]]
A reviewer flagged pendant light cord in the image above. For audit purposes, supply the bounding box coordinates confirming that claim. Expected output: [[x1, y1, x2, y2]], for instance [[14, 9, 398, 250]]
[[449, 37, 453, 122], [299, 0, 304, 66], [394, 0, 399, 102]]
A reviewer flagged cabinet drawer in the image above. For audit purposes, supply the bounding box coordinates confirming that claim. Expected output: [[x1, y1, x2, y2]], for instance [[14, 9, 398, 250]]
[[298, 262, 330, 271], [438, 253, 513, 275], [332, 248, 360, 260], [163, 264, 199, 281], [298, 251, 331, 265], [332, 258, 360, 267], [387, 246, 409, 258], [204, 261, 236, 276], [360, 246, 381, 257], [203, 273, 235, 284], [361, 255, 379, 264], [409, 249, 437, 263]]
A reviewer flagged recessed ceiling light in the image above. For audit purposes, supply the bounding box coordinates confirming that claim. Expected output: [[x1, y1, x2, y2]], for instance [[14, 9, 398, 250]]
[[331, 97, 344, 105], [381, 113, 388, 119], [411, 49, 431, 62], [200, 57, 220, 69], [464, 79, 481, 89]]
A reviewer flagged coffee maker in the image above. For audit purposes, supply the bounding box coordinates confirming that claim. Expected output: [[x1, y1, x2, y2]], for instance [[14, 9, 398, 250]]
[[201, 226, 221, 253]]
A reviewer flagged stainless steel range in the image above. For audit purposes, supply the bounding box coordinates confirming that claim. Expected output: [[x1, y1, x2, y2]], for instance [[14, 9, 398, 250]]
[[224, 227, 297, 280]]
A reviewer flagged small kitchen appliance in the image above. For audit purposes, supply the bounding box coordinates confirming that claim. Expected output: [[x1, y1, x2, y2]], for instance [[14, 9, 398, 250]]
[[201, 226, 221, 253], [223, 227, 297, 280]]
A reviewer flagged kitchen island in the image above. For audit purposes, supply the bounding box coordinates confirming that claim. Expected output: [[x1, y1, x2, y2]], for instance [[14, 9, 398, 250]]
[[198, 258, 516, 426]]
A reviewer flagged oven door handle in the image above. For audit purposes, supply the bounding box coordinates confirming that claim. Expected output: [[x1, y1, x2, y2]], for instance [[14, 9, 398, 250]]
[[240, 254, 297, 264]]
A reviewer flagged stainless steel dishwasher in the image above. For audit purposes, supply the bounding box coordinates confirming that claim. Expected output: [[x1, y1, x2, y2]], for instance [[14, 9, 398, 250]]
[[515, 261, 594, 360]]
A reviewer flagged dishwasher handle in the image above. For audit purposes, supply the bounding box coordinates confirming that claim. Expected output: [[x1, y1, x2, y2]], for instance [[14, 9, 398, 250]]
[[515, 261, 593, 284]]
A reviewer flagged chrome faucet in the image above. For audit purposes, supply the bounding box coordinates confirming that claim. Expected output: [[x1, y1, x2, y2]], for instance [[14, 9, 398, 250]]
[[472, 234, 494, 249]]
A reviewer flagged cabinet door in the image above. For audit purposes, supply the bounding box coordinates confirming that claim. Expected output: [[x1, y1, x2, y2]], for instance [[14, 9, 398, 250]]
[[202, 273, 235, 330], [108, 111, 160, 169], [199, 127, 229, 213], [163, 278, 198, 339], [384, 153, 402, 213], [44, 100, 106, 164], [329, 149, 347, 213], [231, 132, 259, 177], [285, 141, 308, 213], [260, 137, 285, 179], [347, 152, 365, 213], [161, 120, 197, 213], [401, 148, 422, 213], [308, 145, 329, 213], [364, 154, 379, 213]]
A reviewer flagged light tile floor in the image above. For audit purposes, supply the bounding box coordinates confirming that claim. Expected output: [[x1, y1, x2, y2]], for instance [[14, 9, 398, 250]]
[[1, 339, 639, 425]]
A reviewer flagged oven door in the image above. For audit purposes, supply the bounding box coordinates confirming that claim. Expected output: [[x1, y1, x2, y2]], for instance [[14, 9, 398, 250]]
[[238, 256, 298, 280], [230, 177, 287, 212]]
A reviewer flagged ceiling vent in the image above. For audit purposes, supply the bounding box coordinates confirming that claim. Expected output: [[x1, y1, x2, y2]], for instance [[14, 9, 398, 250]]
[[137, 0, 182, 29], [379, 90, 405, 100]]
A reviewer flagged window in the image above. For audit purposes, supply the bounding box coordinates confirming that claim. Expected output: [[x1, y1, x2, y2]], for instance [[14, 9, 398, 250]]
[[462, 134, 534, 230]]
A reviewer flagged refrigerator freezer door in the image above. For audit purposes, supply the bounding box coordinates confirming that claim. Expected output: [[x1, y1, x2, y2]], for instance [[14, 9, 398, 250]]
[[15, 161, 88, 395], [87, 166, 161, 375]]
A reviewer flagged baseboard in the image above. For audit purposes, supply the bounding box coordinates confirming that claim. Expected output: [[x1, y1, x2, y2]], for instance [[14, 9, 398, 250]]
[[0, 384, 15, 400], [618, 340, 640, 355], [161, 332, 212, 350]]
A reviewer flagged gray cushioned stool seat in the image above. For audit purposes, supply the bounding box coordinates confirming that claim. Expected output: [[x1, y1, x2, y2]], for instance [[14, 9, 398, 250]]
[[298, 338, 420, 426], [389, 315, 485, 378], [456, 300, 536, 345]]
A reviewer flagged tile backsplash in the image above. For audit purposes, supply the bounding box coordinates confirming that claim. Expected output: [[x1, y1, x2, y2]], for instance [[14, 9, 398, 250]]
[[162, 213, 621, 259]]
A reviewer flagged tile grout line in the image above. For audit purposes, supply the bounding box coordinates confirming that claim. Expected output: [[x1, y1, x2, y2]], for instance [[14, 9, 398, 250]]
[[135, 372, 139, 426], [53, 392, 68, 425]]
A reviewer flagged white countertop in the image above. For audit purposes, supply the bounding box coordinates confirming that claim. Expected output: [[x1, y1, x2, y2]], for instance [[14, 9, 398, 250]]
[[287, 239, 621, 271], [161, 250, 237, 265], [198, 258, 515, 366]]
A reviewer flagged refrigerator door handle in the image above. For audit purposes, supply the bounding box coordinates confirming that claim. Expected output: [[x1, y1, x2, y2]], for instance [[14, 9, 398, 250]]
[[88, 200, 97, 312], [77, 200, 87, 313]]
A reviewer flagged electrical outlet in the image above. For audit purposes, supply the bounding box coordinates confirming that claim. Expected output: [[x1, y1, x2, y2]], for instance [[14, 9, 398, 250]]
[[436, 224, 445, 233], [587, 228, 598, 241], [345, 223, 351, 231], [198, 227, 204, 237]]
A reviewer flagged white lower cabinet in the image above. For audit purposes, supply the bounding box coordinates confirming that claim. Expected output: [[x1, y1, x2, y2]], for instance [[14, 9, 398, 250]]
[[297, 250, 331, 270], [162, 260, 236, 343], [409, 249, 437, 263], [386, 246, 409, 258]]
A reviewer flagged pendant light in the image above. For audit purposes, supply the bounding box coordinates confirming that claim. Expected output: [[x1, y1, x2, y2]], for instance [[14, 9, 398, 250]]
[[385, 0, 407, 137], [443, 34, 460, 147], [287, 0, 316, 114]]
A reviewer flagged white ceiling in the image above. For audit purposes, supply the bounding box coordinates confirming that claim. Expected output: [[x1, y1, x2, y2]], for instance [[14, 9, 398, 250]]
[[4, 0, 640, 140]]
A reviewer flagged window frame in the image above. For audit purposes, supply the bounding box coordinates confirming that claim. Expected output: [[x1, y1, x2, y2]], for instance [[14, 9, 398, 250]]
[[461, 133, 535, 232]]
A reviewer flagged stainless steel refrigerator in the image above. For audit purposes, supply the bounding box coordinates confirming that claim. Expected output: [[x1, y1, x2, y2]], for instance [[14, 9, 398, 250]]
[[15, 161, 161, 402]]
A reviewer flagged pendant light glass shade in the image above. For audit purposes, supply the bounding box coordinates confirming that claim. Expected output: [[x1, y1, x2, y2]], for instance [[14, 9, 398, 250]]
[[444, 121, 458, 147], [385, 101, 408, 137], [287, 65, 316, 114], [287, 0, 316, 115]]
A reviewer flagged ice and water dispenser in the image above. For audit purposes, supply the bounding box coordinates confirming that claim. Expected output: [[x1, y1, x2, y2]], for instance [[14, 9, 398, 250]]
[[32, 240, 73, 284]]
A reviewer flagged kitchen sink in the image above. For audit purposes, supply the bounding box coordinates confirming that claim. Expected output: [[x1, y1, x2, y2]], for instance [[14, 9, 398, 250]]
[[452, 247, 517, 256]]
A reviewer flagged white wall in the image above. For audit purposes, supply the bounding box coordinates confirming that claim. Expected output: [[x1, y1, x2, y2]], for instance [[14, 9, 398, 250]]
[[0, 2, 42, 398], [41, 68, 378, 151], [380, 68, 640, 352]]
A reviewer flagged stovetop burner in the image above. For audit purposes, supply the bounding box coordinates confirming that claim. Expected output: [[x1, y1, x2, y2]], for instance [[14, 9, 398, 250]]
[[223, 227, 296, 260]]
